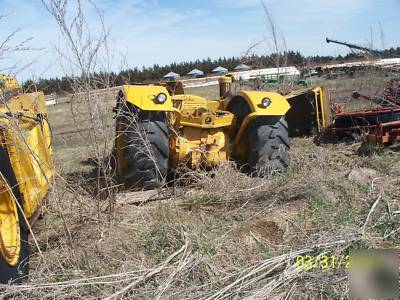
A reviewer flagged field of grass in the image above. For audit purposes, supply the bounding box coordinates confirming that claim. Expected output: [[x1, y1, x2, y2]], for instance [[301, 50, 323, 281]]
[[3, 75, 399, 299]]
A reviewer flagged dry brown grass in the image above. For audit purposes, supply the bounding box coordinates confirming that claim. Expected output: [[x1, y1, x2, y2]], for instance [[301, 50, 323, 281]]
[[2, 130, 399, 298], [2, 63, 399, 299]]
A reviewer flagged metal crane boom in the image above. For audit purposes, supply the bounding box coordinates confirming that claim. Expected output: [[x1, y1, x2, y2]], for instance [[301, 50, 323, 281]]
[[326, 37, 380, 55]]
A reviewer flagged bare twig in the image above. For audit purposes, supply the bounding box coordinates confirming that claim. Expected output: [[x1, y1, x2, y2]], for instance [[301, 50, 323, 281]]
[[362, 194, 382, 231], [104, 242, 187, 300]]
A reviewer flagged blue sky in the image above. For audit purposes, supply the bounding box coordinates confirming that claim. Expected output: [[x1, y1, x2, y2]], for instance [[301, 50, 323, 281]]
[[0, 0, 399, 80]]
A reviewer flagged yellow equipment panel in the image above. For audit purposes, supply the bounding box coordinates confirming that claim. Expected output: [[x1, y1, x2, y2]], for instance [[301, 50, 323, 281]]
[[0, 77, 53, 267], [121, 85, 174, 111]]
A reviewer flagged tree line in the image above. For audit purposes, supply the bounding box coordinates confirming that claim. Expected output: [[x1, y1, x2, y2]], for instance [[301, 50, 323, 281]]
[[23, 47, 400, 95]]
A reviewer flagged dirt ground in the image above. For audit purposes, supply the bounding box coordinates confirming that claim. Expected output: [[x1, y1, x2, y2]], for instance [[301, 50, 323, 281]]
[[2, 74, 399, 299]]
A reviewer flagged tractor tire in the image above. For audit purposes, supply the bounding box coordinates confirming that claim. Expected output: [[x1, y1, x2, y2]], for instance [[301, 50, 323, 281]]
[[123, 108, 169, 189], [245, 116, 289, 175], [0, 146, 29, 284]]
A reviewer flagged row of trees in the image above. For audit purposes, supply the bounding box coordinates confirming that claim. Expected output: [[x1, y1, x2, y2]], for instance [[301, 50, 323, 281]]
[[23, 47, 400, 94]]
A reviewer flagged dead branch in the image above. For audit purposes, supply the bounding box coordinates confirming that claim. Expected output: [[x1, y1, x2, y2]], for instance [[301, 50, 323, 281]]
[[104, 242, 188, 300]]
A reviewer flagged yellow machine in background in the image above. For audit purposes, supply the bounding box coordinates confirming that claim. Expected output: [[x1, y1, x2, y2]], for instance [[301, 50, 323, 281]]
[[114, 75, 291, 189], [0, 74, 53, 284], [284, 86, 332, 137]]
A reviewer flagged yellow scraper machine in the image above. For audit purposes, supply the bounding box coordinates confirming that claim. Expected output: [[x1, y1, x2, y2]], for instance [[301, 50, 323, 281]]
[[114, 75, 292, 189], [0, 74, 54, 284]]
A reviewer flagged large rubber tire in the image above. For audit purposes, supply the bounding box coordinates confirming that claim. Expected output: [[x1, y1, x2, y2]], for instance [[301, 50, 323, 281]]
[[123, 108, 169, 189], [0, 146, 29, 284], [245, 116, 289, 175]]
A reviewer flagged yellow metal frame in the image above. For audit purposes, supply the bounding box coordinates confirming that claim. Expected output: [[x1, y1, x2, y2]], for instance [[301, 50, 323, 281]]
[[224, 90, 291, 116], [314, 88, 322, 131], [232, 112, 261, 146], [121, 85, 175, 111], [170, 127, 230, 168], [312, 86, 332, 130], [179, 111, 233, 129], [168, 93, 233, 167], [0, 76, 53, 267], [0, 168, 20, 266]]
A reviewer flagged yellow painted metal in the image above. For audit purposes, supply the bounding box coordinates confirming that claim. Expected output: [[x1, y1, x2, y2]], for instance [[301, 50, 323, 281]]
[[0, 74, 20, 94], [314, 88, 322, 131], [173, 94, 220, 112], [232, 112, 260, 146], [172, 94, 232, 128], [0, 75, 53, 266], [179, 111, 233, 129], [0, 164, 20, 266], [170, 126, 230, 168], [218, 76, 233, 84], [218, 75, 234, 97], [312, 86, 332, 130], [225, 90, 291, 116], [121, 85, 174, 111], [168, 93, 233, 167]]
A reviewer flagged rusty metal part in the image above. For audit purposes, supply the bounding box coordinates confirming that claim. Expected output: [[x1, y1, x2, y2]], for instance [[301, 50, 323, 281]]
[[327, 107, 400, 145], [383, 78, 400, 106], [367, 120, 400, 145], [323, 78, 400, 145]]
